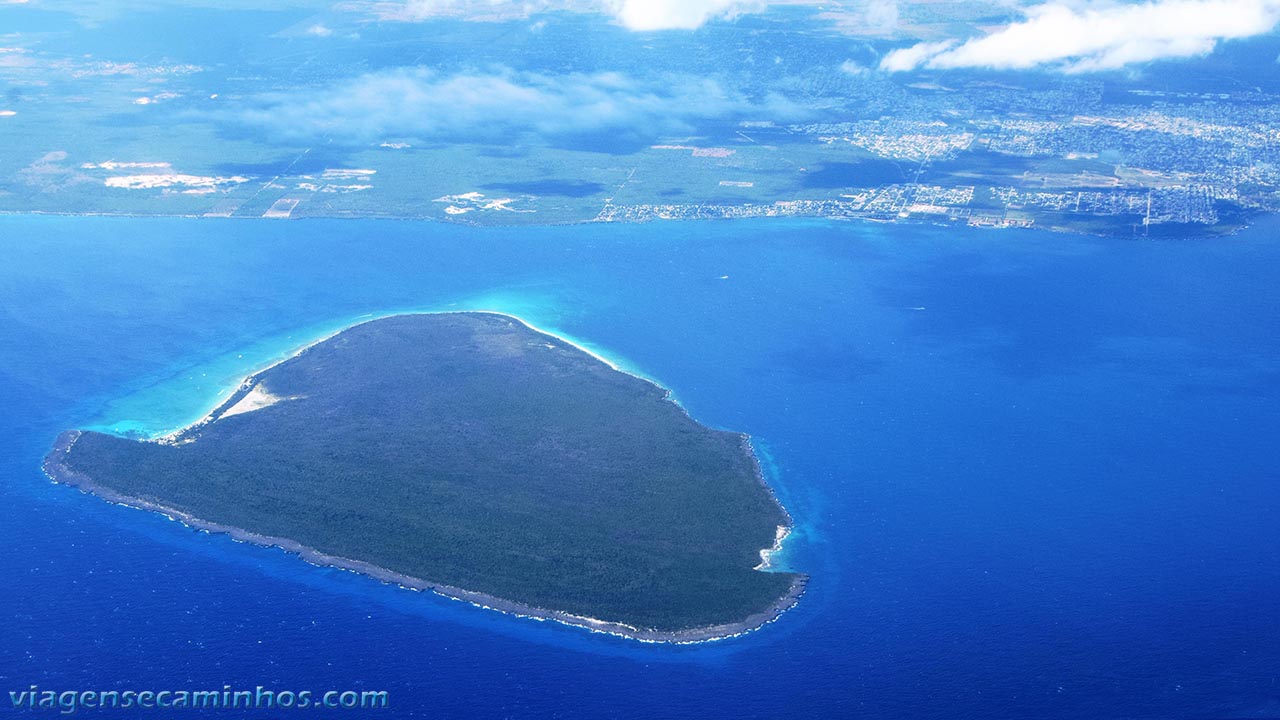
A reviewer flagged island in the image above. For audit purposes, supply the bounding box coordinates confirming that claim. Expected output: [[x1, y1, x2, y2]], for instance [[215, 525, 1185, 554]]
[[45, 312, 805, 642]]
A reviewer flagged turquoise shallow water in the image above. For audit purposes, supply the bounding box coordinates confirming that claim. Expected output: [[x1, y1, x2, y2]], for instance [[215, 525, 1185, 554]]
[[1, 215, 1278, 718]]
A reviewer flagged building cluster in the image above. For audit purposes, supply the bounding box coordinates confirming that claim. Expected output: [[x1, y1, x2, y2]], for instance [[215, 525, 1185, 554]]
[[764, 84, 1280, 231], [597, 184, 974, 224], [598, 179, 1220, 229], [797, 120, 977, 162]]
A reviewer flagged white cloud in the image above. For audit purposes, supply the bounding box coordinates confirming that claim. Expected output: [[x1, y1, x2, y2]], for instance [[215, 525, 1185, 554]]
[[611, 0, 765, 30], [839, 59, 871, 74], [370, 0, 766, 30], [881, 0, 1280, 73], [865, 0, 900, 33], [305, 24, 335, 37], [230, 66, 803, 146], [393, 0, 515, 20], [132, 92, 181, 106], [811, 0, 907, 37], [880, 40, 956, 71]]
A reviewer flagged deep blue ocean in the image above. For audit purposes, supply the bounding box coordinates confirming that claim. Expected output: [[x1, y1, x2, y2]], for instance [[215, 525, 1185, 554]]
[[1, 215, 1278, 719]]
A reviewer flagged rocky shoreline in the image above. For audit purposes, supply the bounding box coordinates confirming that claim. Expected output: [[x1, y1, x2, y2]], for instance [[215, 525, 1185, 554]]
[[44, 429, 806, 644]]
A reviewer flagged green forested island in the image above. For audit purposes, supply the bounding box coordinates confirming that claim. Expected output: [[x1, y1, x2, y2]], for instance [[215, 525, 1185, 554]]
[[46, 313, 803, 641]]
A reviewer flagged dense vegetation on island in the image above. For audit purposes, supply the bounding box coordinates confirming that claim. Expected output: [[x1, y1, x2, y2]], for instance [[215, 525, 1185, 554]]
[[54, 313, 799, 632]]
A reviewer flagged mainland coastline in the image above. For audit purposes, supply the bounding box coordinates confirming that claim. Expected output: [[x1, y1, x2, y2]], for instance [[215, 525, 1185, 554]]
[[45, 312, 807, 643]]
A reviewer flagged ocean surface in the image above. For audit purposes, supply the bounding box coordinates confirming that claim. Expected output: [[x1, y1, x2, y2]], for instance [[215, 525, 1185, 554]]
[[1, 215, 1278, 719]]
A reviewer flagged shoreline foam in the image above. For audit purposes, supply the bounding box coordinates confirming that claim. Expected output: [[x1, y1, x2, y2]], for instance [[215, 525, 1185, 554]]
[[0, 208, 1250, 242]]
